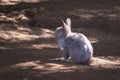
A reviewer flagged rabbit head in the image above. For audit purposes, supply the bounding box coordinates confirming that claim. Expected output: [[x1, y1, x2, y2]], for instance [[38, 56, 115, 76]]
[[54, 18, 72, 39]]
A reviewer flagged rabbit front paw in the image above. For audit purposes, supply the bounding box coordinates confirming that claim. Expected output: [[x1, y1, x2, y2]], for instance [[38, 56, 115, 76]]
[[65, 57, 73, 63], [60, 57, 73, 63], [60, 57, 66, 61]]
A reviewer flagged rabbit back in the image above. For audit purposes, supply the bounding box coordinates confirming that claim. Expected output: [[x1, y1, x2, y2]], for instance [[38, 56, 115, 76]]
[[65, 33, 93, 63]]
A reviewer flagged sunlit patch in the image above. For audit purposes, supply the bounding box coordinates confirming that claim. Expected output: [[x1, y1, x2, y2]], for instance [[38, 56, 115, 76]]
[[45, 63, 71, 71], [33, 62, 78, 73], [90, 57, 120, 68], [114, 6, 120, 11], [32, 43, 58, 49], [34, 63, 64, 70], [0, 46, 12, 49], [99, 56, 120, 63], [0, 0, 49, 5], [0, 57, 119, 75], [23, 0, 49, 3], [79, 14, 95, 20], [88, 37, 100, 43], [3, 30, 39, 41], [17, 27, 32, 32], [0, 27, 54, 42], [0, 15, 16, 22], [0, 60, 75, 73], [15, 61, 40, 67], [15, 61, 45, 70], [39, 28, 54, 38]]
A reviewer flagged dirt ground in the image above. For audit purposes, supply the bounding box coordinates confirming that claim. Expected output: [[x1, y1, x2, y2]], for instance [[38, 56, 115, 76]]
[[0, 0, 120, 80]]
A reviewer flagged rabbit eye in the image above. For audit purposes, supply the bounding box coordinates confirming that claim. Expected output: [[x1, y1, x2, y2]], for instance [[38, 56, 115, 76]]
[[58, 29, 62, 32], [58, 29, 60, 32]]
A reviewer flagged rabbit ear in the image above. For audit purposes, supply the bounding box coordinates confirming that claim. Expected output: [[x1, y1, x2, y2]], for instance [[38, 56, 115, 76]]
[[66, 18, 71, 27], [60, 19, 72, 33], [61, 19, 67, 31]]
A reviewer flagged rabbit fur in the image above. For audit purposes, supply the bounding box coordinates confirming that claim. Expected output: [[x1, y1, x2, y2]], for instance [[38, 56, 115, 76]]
[[54, 18, 93, 64]]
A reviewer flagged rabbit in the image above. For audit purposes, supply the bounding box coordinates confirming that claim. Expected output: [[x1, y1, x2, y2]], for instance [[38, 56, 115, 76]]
[[54, 18, 93, 64]]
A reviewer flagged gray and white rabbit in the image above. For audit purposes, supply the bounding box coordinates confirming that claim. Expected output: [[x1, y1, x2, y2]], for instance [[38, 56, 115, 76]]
[[54, 18, 93, 64]]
